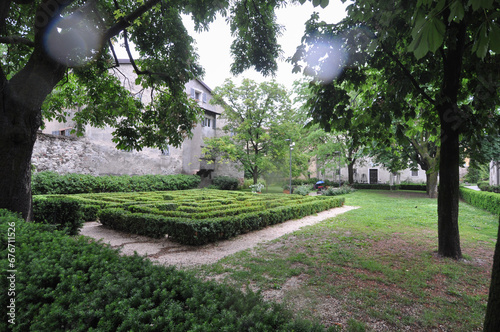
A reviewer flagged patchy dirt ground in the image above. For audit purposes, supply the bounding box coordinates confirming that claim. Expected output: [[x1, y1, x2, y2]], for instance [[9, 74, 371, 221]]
[[80, 205, 359, 267]]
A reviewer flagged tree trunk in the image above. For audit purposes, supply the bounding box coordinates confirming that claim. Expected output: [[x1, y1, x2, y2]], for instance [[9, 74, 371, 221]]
[[426, 170, 438, 198], [484, 215, 500, 331], [437, 107, 462, 259], [253, 169, 259, 185], [347, 158, 356, 184], [0, 91, 41, 221], [0, 44, 66, 220], [436, 19, 466, 259]]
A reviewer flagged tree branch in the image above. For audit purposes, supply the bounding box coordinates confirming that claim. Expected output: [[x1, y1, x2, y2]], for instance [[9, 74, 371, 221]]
[[381, 43, 436, 106], [104, 0, 161, 40], [0, 35, 35, 47]]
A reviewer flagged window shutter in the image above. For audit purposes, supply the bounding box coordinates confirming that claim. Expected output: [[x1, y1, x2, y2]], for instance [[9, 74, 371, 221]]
[[190, 88, 195, 99], [212, 116, 216, 129], [52, 131, 59, 136], [202, 93, 207, 103]]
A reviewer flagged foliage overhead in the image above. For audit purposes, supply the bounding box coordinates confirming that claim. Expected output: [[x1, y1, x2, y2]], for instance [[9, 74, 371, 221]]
[[0, 0, 299, 151]]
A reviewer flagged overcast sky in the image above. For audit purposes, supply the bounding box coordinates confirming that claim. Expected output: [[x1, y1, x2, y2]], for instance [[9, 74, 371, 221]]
[[181, 1, 349, 90]]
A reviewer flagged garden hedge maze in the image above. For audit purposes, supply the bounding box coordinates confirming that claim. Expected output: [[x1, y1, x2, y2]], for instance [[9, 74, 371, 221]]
[[44, 190, 345, 245]]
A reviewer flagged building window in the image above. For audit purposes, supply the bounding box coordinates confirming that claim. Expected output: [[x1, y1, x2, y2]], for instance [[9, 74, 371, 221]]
[[51, 127, 73, 136], [411, 170, 419, 176], [202, 116, 216, 129], [190, 88, 203, 101]]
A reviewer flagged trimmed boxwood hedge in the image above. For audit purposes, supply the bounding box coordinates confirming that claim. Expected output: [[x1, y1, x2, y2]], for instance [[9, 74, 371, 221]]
[[32, 196, 84, 235], [98, 194, 345, 245], [459, 187, 500, 215], [352, 183, 396, 190], [351, 183, 426, 191], [0, 209, 326, 331], [32, 172, 201, 195]]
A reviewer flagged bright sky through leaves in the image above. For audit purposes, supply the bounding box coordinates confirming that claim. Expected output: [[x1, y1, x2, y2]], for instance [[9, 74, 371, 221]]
[[181, 1, 349, 89]]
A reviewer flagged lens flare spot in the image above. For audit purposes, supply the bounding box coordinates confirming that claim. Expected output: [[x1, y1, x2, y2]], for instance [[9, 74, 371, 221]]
[[305, 36, 347, 83], [44, 16, 101, 67]]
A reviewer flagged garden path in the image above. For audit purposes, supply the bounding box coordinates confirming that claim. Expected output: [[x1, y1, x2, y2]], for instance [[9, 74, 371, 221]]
[[80, 205, 359, 268]]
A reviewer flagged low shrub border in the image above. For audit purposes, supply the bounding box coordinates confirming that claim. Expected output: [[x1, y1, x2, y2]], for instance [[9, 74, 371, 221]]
[[352, 183, 396, 190], [0, 209, 325, 331], [351, 183, 426, 191], [459, 187, 500, 215], [32, 172, 201, 195]]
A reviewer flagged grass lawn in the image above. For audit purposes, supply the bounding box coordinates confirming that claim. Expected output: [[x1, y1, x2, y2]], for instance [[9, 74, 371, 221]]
[[186, 190, 498, 331]]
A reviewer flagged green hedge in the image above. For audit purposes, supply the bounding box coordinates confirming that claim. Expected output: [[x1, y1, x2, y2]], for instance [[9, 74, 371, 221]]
[[351, 183, 426, 191], [32, 172, 201, 195], [352, 183, 395, 190], [0, 209, 325, 331], [98, 196, 345, 245], [459, 187, 500, 215], [212, 176, 240, 190], [32, 197, 84, 235], [399, 183, 427, 191]]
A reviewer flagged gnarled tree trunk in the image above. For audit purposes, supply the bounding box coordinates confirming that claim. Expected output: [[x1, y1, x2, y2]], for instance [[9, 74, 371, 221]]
[[0, 47, 66, 220], [0, 102, 40, 220]]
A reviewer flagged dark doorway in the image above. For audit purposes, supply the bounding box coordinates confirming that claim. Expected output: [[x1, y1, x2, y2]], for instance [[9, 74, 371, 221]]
[[369, 169, 378, 184]]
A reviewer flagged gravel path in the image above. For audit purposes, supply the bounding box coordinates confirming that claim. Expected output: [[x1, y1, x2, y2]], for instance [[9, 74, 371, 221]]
[[80, 205, 359, 268]]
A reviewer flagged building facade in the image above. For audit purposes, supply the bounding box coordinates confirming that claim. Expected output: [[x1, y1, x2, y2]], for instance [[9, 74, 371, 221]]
[[310, 156, 428, 185], [33, 60, 243, 184], [491, 161, 500, 186]]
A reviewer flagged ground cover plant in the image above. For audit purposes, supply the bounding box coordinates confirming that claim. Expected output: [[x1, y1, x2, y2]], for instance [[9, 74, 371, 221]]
[[0, 209, 329, 332], [38, 190, 345, 245], [187, 190, 499, 331]]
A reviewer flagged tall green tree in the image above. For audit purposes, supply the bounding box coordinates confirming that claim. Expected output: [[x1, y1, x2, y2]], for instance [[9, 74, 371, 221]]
[[0, 0, 286, 220], [292, 0, 500, 259], [292, 79, 367, 184], [203, 79, 299, 184]]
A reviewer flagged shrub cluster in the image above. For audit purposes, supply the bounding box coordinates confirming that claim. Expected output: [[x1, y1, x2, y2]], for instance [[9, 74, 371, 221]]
[[292, 178, 344, 187], [32, 171, 201, 195], [0, 209, 326, 331], [90, 190, 345, 245], [323, 186, 356, 196], [477, 181, 500, 193], [459, 187, 500, 215], [212, 176, 239, 190], [294, 184, 312, 196]]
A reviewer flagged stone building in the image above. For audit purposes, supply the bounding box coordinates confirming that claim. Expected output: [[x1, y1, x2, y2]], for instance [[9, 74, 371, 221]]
[[310, 156, 428, 185], [33, 59, 242, 185], [491, 161, 500, 186]]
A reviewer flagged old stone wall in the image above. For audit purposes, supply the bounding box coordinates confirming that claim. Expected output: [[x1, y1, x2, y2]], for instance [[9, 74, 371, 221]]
[[32, 133, 183, 175]]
